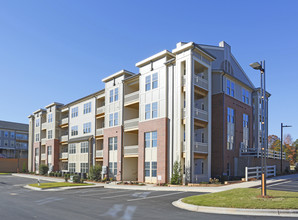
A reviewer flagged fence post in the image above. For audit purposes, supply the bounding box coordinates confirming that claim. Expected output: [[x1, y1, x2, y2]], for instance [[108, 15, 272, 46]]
[[245, 167, 248, 181], [274, 165, 276, 176]]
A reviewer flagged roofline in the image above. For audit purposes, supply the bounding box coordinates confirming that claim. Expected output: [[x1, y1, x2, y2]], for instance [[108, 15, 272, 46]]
[[33, 108, 46, 114], [136, 50, 175, 67], [63, 89, 105, 108], [45, 102, 64, 109], [102, 69, 135, 83], [123, 73, 140, 82]]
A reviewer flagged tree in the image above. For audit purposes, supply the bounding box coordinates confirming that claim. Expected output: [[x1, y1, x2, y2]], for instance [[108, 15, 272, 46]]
[[89, 165, 102, 181], [171, 161, 182, 185], [284, 134, 296, 165], [268, 135, 280, 151]]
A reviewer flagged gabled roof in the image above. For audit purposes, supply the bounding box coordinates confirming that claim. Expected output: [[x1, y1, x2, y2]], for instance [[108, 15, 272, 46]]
[[0, 120, 28, 132]]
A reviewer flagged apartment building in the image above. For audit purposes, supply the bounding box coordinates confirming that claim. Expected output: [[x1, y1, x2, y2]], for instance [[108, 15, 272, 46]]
[[28, 41, 281, 183], [0, 120, 28, 159]]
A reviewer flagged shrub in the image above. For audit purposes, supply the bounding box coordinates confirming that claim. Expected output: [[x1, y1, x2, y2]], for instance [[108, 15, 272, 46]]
[[64, 174, 69, 182], [58, 172, 62, 177], [22, 162, 27, 173], [39, 164, 49, 175], [72, 175, 81, 183], [89, 165, 102, 182], [171, 161, 182, 185]]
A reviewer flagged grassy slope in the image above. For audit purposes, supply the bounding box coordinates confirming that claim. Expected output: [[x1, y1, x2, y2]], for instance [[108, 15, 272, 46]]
[[182, 188, 298, 209], [29, 182, 93, 189]]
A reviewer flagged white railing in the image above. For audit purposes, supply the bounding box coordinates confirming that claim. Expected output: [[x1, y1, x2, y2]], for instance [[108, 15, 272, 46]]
[[194, 108, 208, 122], [41, 138, 46, 145], [96, 128, 104, 136], [193, 142, 208, 153], [124, 91, 139, 104], [61, 117, 69, 125], [245, 165, 276, 181], [61, 152, 68, 159], [182, 141, 186, 152], [61, 135, 68, 142], [96, 150, 103, 157], [240, 146, 286, 160], [124, 118, 139, 130], [97, 106, 105, 115], [182, 75, 186, 86], [124, 145, 138, 155], [194, 75, 208, 90], [41, 123, 47, 130], [41, 153, 46, 160]]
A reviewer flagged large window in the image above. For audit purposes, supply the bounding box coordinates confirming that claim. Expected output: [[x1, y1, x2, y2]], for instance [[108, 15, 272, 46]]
[[48, 130, 53, 139], [227, 107, 235, 123], [69, 163, 76, 173], [35, 119, 40, 127], [114, 88, 119, 101], [10, 132, 15, 138], [47, 146, 52, 155], [48, 113, 53, 123], [71, 107, 78, 118], [152, 73, 158, 89], [83, 102, 91, 114], [145, 73, 158, 91], [16, 133, 28, 140], [145, 161, 157, 177], [145, 102, 158, 120], [80, 163, 88, 173], [109, 88, 119, 103], [71, 126, 78, 136], [114, 112, 118, 126], [145, 162, 150, 177], [152, 102, 158, 118], [35, 133, 40, 142], [243, 114, 249, 128], [227, 79, 235, 97], [109, 90, 114, 103], [108, 137, 117, 151], [144, 131, 157, 148], [109, 162, 117, 177], [4, 131, 8, 138], [81, 141, 88, 153], [227, 107, 235, 150], [151, 162, 157, 177], [109, 114, 113, 127], [242, 89, 250, 104], [83, 122, 91, 134], [109, 113, 119, 127], [69, 143, 76, 154], [145, 75, 151, 91]]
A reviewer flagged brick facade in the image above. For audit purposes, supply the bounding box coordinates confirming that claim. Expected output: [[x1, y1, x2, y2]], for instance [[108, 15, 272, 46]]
[[45, 139, 60, 171]]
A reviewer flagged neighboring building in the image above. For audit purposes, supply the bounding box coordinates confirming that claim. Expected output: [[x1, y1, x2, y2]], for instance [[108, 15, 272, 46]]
[[0, 120, 28, 159], [28, 41, 283, 183]]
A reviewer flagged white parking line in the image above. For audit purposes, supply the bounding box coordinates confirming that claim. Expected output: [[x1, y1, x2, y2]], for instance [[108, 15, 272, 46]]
[[101, 193, 140, 199], [81, 189, 134, 197], [127, 191, 185, 202]]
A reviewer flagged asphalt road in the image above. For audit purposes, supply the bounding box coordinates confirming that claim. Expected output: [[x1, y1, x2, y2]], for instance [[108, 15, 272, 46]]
[[265, 178, 298, 192], [0, 175, 295, 220]]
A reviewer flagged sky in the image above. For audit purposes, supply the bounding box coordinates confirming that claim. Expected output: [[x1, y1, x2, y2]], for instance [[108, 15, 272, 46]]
[[0, 0, 297, 140]]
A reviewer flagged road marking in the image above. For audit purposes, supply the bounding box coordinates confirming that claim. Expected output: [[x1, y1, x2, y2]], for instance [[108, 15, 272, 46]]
[[35, 197, 64, 205], [101, 192, 142, 199], [131, 191, 151, 198], [81, 189, 134, 197], [99, 204, 136, 220], [258, 180, 293, 188], [127, 191, 185, 202], [10, 193, 18, 196], [267, 186, 298, 192]]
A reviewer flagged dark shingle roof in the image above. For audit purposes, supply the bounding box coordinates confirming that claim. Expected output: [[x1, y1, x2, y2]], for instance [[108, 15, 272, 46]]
[[0, 120, 28, 132]]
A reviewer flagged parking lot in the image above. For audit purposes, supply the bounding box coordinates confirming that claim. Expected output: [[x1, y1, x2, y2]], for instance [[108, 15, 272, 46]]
[[265, 178, 298, 192], [0, 175, 296, 220]]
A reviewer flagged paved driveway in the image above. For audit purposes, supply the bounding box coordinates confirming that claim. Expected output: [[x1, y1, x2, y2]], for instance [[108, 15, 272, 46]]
[[0, 175, 295, 220]]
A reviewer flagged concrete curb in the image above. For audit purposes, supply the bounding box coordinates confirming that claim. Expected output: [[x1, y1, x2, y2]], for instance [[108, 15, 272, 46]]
[[172, 199, 298, 217], [24, 184, 104, 191]]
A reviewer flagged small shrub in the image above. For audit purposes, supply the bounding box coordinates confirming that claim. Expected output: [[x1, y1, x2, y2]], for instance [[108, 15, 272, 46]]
[[72, 175, 81, 183], [209, 178, 220, 184], [39, 164, 49, 175], [22, 162, 27, 173], [102, 177, 107, 182], [58, 172, 62, 177], [89, 165, 102, 182], [171, 161, 182, 185]]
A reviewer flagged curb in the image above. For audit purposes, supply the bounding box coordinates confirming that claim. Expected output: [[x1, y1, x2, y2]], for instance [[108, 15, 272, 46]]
[[172, 199, 298, 217], [24, 184, 104, 191]]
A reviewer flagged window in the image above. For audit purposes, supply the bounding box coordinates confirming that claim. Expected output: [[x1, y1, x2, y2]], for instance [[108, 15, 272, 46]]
[[114, 162, 117, 176], [201, 133, 205, 143], [4, 131, 8, 138], [152, 73, 158, 89], [145, 162, 150, 177], [71, 107, 78, 118], [48, 113, 53, 123], [10, 141, 14, 147], [71, 126, 78, 136], [36, 119, 40, 127], [4, 140, 8, 146], [35, 133, 40, 142], [227, 107, 234, 150], [145, 75, 151, 91], [145, 104, 150, 120], [48, 130, 53, 139], [226, 79, 234, 97], [114, 88, 118, 101], [10, 132, 15, 138], [108, 137, 117, 151], [16, 133, 28, 140], [242, 89, 250, 104], [109, 114, 113, 127], [69, 163, 76, 173], [110, 90, 114, 103], [152, 102, 158, 118], [109, 162, 117, 177], [144, 131, 157, 148], [80, 163, 88, 173], [242, 89, 246, 102], [243, 114, 249, 128], [81, 141, 88, 153], [83, 102, 91, 114], [231, 81, 235, 97], [227, 107, 234, 123], [69, 143, 76, 154], [83, 122, 91, 134], [151, 162, 157, 177], [227, 80, 230, 95], [47, 146, 52, 155], [35, 148, 39, 156], [114, 113, 118, 126]]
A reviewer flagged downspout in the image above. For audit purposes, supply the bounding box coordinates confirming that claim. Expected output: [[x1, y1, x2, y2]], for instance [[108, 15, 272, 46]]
[[221, 72, 226, 176]]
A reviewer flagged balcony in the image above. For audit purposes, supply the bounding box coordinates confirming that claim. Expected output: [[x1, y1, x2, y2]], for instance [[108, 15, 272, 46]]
[[194, 108, 208, 122], [41, 153, 46, 160], [124, 91, 139, 106], [194, 75, 208, 91], [96, 128, 104, 136], [41, 138, 46, 145], [96, 150, 103, 158], [60, 135, 68, 143], [61, 117, 69, 125], [182, 141, 186, 152], [193, 142, 208, 154], [96, 106, 105, 115], [60, 152, 68, 159], [124, 145, 138, 156], [124, 118, 139, 131], [41, 123, 47, 130]]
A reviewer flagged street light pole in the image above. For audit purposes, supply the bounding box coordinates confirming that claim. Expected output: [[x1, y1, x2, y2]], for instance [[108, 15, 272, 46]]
[[280, 123, 292, 173]]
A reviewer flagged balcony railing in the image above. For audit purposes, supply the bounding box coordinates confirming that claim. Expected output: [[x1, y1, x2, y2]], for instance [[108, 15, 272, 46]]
[[193, 142, 208, 154], [41, 153, 46, 160], [124, 118, 139, 131], [124, 91, 139, 105], [61, 117, 69, 125], [61, 135, 68, 142], [124, 145, 138, 156], [96, 128, 104, 136], [41, 138, 46, 145], [240, 144, 286, 160], [96, 150, 103, 157], [41, 123, 47, 130], [194, 108, 208, 122], [194, 75, 208, 90], [97, 106, 105, 115], [60, 152, 68, 159]]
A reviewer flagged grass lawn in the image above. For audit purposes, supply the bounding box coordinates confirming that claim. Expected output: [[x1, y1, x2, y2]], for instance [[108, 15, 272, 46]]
[[182, 188, 298, 209], [29, 182, 93, 189]]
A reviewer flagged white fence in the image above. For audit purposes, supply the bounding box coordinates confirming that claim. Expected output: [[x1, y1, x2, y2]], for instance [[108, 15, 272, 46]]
[[245, 165, 276, 181], [240, 146, 286, 160]]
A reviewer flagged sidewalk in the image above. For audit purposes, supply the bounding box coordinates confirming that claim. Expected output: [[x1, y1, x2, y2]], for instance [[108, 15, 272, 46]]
[[13, 173, 298, 193]]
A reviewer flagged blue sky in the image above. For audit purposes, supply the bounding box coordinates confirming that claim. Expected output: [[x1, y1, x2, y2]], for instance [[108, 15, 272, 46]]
[[0, 0, 297, 140]]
